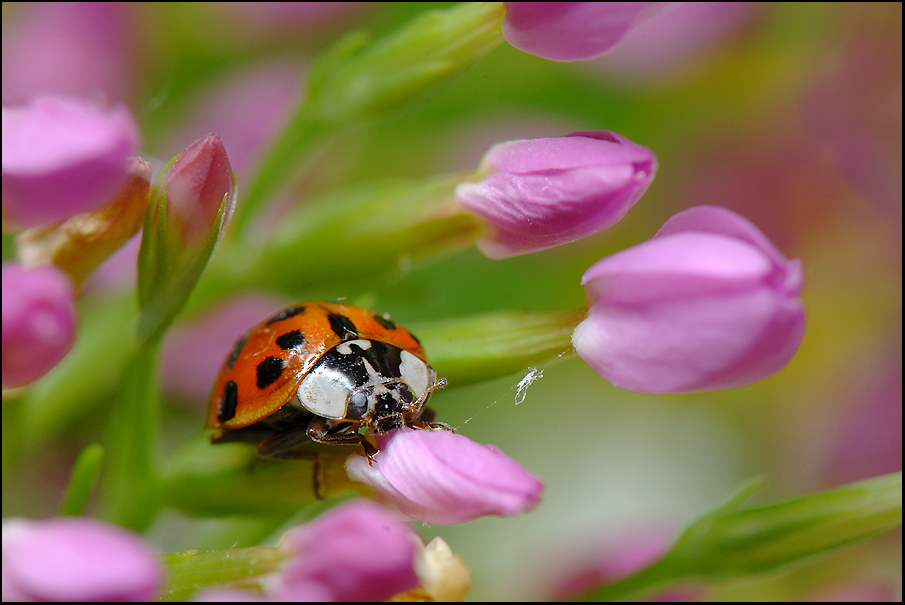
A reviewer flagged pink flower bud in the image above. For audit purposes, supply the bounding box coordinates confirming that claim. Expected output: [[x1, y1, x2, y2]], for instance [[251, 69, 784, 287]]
[[345, 428, 544, 525], [573, 205, 805, 394], [503, 3, 678, 62], [2, 263, 76, 388], [2, 96, 140, 231], [1, 517, 163, 602], [163, 134, 236, 251], [456, 131, 656, 258], [137, 135, 236, 341], [276, 500, 418, 602]]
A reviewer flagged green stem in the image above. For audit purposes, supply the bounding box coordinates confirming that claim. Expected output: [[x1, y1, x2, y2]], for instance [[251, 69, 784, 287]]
[[97, 339, 163, 530], [582, 473, 903, 601], [413, 308, 585, 386], [161, 546, 287, 601], [60, 443, 105, 516], [233, 2, 505, 236]]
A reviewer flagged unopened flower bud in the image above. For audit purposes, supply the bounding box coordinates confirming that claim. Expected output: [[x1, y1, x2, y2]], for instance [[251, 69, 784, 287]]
[[137, 134, 236, 341], [2, 263, 76, 388], [455, 131, 656, 258], [346, 428, 544, 524], [275, 500, 418, 602], [503, 2, 677, 61], [573, 205, 805, 393], [1, 517, 162, 602]]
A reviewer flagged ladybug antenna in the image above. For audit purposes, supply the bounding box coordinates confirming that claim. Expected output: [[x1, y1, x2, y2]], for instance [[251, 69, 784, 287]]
[[414, 377, 447, 408]]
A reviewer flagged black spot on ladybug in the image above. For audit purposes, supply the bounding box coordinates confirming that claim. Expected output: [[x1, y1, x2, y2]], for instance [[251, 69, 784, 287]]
[[321, 345, 372, 388], [256, 357, 285, 389], [359, 340, 403, 378], [276, 330, 305, 351], [328, 313, 358, 341], [371, 313, 397, 330], [226, 336, 248, 369], [217, 380, 239, 423], [265, 305, 306, 325]]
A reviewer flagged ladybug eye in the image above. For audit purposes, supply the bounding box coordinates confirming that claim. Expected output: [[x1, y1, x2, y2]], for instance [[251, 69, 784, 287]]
[[348, 392, 368, 418]]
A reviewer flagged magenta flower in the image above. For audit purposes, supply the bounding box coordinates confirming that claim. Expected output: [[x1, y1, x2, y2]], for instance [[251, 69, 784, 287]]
[[274, 500, 418, 601], [455, 131, 656, 259], [573, 205, 805, 394], [2, 263, 76, 388], [2, 96, 140, 231], [502, 3, 677, 62], [1, 517, 163, 602], [345, 428, 544, 525]]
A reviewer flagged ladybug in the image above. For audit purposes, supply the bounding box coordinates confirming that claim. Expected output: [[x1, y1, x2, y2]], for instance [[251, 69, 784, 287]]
[[207, 301, 447, 459]]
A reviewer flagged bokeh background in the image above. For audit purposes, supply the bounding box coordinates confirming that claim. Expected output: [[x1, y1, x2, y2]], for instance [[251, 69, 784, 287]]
[[3, 2, 901, 600]]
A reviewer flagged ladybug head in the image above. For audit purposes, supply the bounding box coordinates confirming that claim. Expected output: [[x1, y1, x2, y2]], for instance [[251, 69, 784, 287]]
[[349, 382, 420, 434], [295, 339, 444, 432]]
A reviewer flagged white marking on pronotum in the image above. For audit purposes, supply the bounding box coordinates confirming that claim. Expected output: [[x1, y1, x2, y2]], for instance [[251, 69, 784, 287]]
[[337, 339, 372, 355], [399, 350, 430, 397], [296, 367, 350, 419], [514, 367, 543, 405]]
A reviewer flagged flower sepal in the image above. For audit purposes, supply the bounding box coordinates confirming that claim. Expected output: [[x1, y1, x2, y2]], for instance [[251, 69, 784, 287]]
[[16, 156, 151, 290]]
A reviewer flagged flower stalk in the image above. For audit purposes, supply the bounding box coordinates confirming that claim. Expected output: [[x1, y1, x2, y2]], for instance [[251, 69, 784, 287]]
[[584, 473, 903, 601], [137, 134, 236, 345], [235, 2, 505, 233]]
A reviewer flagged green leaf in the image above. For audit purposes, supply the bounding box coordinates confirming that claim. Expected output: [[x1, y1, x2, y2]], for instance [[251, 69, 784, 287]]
[[96, 342, 162, 531], [60, 443, 105, 516], [160, 546, 286, 601], [236, 2, 505, 233], [160, 433, 356, 517], [412, 308, 585, 386], [584, 473, 903, 601]]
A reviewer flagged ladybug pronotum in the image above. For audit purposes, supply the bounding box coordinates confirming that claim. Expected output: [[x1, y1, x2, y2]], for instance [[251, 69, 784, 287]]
[[206, 301, 447, 459]]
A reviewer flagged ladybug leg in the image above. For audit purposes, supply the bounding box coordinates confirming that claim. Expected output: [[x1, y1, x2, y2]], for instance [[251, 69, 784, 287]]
[[255, 428, 325, 499], [414, 406, 454, 433], [307, 417, 379, 464], [257, 427, 310, 458]]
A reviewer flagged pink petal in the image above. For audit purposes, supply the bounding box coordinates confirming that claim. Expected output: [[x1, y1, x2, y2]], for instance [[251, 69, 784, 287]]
[[2, 96, 140, 231], [346, 429, 544, 524], [2, 517, 162, 602], [503, 2, 677, 62], [278, 500, 418, 602], [2, 263, 76, 388], [574, 206, 805, 393]]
